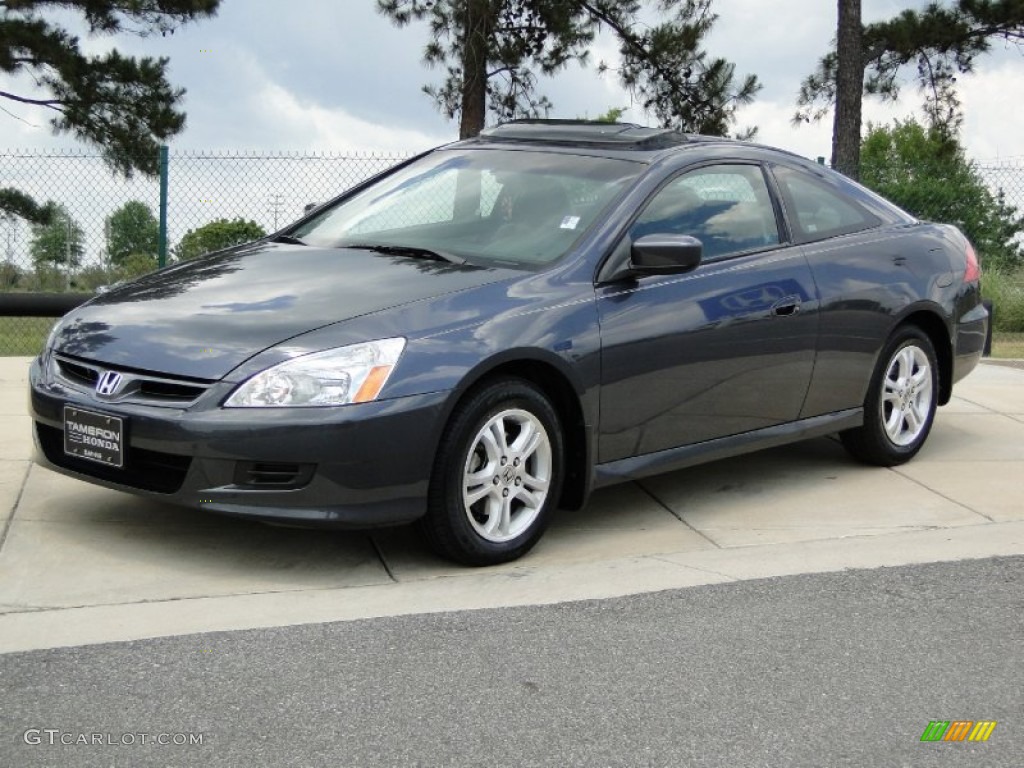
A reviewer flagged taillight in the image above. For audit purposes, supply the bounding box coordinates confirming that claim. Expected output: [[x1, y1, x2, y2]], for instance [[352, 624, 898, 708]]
[[963, 241, 981, 283]]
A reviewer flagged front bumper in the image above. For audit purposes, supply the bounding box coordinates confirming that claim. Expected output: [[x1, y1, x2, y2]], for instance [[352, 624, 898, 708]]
[[29, 357, 449, 528]]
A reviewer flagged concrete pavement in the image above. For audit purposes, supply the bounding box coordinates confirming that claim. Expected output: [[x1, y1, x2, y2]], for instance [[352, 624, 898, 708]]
[[2, 356, 1022, 654]]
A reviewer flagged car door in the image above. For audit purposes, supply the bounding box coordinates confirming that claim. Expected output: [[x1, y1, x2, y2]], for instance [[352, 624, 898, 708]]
[[767, 163, 932, 418], [596, 162, 820, 462]]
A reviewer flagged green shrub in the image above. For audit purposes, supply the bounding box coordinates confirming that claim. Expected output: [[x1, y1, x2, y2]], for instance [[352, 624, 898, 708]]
[[0, 261, 22, 289], [861, 120, 1024, 272], [983, 267, 1024, 333]]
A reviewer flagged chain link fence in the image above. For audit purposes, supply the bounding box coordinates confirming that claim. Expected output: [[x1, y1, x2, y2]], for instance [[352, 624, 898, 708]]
[[977, 160, 1024, 212], [962, 159, 1024, 354], [2, 148, 1023, 355], [1, 148, 411, 353]]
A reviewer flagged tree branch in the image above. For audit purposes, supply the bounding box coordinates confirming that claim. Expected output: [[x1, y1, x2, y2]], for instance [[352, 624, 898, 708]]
[[579, 1, 676, 84], [0, 89, 63, 109]]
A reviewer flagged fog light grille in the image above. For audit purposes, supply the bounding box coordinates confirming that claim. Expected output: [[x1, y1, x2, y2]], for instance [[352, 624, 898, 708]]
[[233, 461, 315, 489]]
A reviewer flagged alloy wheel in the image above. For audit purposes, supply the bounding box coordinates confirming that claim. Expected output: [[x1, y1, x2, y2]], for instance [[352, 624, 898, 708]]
[[880, 344, 934, 447], [461, 408, 552, 543]]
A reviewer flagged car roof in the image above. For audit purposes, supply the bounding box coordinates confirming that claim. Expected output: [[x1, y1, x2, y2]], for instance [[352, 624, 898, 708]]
[[456, 119, 790, 164], [449, 120, 916, 224], [478, 120, 690, 150]]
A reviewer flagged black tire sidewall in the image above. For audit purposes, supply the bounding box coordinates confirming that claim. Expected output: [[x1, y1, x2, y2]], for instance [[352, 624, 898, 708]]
[[425, 378, 564, 565]]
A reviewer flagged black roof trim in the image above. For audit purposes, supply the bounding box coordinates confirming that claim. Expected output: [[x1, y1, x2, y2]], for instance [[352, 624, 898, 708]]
[[477, 120, 690, 150]]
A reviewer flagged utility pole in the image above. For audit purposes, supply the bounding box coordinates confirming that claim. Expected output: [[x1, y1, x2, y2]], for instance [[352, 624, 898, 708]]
[[104, 217, 112, 269], [268, 194, 284, 231], [65, 215, 72, 291], [2, 214, 16, 263]]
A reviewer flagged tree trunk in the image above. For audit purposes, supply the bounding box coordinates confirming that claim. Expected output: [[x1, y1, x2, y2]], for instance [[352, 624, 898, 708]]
[[458, 0, 492, 139], [832, 0, 863, 179]]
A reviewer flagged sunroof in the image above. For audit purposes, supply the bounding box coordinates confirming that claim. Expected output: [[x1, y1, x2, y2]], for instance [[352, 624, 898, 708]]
[[477, 120, 689, 149]]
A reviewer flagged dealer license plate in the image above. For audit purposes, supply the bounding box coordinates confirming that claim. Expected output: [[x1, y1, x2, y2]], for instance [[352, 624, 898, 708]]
[[63, 406, 124, 468]]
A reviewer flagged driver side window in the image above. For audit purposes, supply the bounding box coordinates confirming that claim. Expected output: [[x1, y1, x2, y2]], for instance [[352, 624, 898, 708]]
[[630, 164, 780, 261]]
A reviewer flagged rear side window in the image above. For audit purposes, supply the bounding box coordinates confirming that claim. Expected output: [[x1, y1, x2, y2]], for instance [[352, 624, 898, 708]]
[[773, 165, 879, 242]]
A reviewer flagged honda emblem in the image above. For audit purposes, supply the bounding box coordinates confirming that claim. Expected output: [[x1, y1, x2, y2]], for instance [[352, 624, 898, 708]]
[[95, 371, 124, 397]]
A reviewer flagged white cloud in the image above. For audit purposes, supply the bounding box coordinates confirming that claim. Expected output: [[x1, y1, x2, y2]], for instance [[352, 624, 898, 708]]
[[959, 62, 1024, 161], [253, 80, 449, 155], [2, 0, 1022, 163]]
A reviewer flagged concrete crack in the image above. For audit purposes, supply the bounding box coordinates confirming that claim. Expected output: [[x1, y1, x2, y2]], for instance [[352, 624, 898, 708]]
[[0, 461, 31, 555]]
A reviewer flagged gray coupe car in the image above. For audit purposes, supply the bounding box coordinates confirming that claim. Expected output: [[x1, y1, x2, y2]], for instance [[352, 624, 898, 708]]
[[29, 121, 988, 565]]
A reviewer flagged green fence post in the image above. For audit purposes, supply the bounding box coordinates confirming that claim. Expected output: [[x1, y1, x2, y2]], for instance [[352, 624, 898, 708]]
[[158, 145, 169, 268]]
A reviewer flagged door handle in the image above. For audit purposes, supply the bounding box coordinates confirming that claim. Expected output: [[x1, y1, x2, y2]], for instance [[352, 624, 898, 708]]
[[771, 296, 801, 317]]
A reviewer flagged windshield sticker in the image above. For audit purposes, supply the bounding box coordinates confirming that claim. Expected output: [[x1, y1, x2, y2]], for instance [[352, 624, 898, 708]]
[[560, 215, 581, 230]]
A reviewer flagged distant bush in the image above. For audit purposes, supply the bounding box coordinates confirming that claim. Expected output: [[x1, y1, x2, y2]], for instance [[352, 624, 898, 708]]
[[174, 218, 266, 261], [983, 267, 1024, 333], [22, 266, 69, 292], [0, 261, 22, 290], [69, 264, 118, 292], [861, 119, 1024, 272]]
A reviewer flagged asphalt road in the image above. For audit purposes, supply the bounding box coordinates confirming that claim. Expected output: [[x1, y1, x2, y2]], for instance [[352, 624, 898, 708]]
[[2, 556, 1020, 768]]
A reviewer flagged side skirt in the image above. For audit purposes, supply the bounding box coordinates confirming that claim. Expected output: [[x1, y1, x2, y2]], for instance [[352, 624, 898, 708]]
[[592, 408, 864, 489]]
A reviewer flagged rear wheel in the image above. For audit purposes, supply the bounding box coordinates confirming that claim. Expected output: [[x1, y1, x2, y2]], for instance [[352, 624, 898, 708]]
[[419, 378, 564, 565], [841, 326, 938, 466]]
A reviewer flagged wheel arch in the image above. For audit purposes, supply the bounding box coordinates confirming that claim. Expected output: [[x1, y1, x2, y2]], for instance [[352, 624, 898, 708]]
[[895, 308, 953, 405], [440, 352, 592, 511]]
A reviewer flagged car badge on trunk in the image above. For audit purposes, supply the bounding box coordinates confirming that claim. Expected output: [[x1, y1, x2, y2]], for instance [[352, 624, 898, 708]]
[[95, 371, 124, 397]]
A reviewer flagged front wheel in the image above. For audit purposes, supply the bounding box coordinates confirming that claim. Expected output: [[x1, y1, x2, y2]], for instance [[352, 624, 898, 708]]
[[419, 378, 564, 566], [841, 326, 939, 466]]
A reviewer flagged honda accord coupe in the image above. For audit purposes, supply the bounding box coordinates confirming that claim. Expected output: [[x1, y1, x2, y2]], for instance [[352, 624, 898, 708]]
[[29, 120, 988, 565]]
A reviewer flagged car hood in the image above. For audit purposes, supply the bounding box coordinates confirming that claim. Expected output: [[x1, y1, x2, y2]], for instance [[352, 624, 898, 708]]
[[52, 242, 516, 380]]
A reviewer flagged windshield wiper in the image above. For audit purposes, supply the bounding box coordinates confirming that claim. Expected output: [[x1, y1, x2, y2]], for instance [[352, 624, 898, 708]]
[[271, 234, 308, 245], [343, 243, 466, 265]]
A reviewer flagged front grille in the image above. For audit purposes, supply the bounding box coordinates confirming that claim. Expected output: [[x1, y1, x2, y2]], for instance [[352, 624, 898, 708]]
[[137, 380, 208, 402], [52, 354, 212, 407], [57, 358, 100, 388], [36, 423, 191, 494]]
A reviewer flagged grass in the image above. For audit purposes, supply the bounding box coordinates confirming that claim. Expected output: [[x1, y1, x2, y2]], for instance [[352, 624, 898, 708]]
[[982, 268, 1024, 334], [0, 316, 56, 357], [993, 332, 1024, 359]]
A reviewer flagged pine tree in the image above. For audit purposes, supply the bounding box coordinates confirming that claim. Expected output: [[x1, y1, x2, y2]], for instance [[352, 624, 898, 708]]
[[832, 0, 862, 178], [377, 0, 760, 138], [796, 1, 1024, 174], [1, 0, 221, 223]]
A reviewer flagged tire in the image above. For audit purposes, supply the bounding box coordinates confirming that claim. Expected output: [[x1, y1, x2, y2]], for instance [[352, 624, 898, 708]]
[[418, 378, 564, 566], [840, 326, 939, 466]]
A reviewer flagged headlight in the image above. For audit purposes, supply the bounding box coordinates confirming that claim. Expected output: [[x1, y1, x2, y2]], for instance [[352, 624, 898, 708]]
[[224, 338, 406, 408]]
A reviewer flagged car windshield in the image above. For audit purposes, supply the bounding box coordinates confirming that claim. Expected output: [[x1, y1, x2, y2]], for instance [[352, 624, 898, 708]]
[[291, 148, 643, 267]]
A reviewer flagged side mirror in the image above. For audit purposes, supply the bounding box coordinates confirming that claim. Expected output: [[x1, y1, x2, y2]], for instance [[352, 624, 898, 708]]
[[629, 234, 703, 276]]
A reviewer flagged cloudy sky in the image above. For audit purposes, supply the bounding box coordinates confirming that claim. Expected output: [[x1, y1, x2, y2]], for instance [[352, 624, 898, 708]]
[[2, 0, 1023, 161]]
